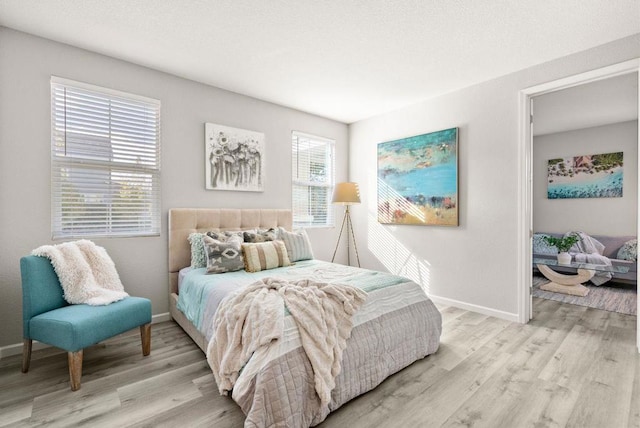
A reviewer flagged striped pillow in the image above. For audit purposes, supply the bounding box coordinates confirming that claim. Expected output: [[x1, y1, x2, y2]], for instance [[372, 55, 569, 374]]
[[242, 241, 291, 273], [277, 227, 314, 262]]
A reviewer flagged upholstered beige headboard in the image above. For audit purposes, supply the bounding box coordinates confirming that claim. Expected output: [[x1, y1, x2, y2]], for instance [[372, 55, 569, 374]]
[[168, 208, 293, 294]]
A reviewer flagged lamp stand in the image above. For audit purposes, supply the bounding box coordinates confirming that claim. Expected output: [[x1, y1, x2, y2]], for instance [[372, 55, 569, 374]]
[[331, 205, 360, 267]]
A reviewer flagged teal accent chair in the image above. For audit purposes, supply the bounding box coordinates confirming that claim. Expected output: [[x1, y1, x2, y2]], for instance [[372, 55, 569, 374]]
[[21, 255, 152, 391]]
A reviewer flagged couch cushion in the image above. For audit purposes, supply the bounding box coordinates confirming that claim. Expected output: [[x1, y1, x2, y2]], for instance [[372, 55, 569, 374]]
[[590, 235, 636, 259], [532, 233, 558, 255], [617, 239, 637, 262], [29, 297, 151, 352]]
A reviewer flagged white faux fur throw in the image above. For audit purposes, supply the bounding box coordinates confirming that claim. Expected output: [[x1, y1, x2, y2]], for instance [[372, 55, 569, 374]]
[[207, 277, 367, 412], [32, 240, 129, 305]]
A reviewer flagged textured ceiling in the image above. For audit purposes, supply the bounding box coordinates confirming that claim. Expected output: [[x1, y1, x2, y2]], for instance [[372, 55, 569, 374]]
[[0, 0, 638, 123]]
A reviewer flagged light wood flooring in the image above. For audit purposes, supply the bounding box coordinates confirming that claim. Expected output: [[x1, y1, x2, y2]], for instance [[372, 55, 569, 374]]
[[1, 298, 639, 427]]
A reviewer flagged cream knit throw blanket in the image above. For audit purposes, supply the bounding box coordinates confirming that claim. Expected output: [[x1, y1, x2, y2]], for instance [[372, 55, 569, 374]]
[[207, 277, 367, 412], [32, 240, 128, 305], [568, 231, 612, 285]]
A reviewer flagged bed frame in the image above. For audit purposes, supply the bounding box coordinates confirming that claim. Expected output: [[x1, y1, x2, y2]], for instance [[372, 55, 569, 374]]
[[168, 208, 293, 352]]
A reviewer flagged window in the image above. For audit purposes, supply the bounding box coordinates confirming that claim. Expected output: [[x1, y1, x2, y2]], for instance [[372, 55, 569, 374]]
[[292, 131, 335, 228], [51, 77, 161, 239]]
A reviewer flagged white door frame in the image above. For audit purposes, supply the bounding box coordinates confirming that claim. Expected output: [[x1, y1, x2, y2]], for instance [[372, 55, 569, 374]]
[[517, 58, 640, 352]]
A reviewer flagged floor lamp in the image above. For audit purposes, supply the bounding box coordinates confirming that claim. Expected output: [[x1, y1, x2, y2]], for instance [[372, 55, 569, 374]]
[[331, 182, 361, 267]]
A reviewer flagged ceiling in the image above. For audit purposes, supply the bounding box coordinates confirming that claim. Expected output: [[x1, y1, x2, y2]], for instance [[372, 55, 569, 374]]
[[0, 0, 638, 124], [533, 72, 639, 136]]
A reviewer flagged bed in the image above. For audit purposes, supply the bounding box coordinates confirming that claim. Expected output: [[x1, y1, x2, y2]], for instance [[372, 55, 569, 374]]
[[168, 208, 442, 427]]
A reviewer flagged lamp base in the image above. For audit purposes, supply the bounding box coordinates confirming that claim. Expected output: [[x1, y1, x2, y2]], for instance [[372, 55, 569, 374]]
[[331, 206, 360, 267]]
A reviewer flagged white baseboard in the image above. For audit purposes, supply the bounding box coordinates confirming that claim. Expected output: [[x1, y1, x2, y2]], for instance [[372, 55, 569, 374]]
[[0, 340, 49, 360], [0, 312, 172, 360], [428, 294, 520, 323], [151, 312, 171, 323]]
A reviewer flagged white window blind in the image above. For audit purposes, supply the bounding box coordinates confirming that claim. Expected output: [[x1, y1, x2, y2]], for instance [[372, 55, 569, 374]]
[[292, 131, 335, 228], [51, 77, 161, 239]]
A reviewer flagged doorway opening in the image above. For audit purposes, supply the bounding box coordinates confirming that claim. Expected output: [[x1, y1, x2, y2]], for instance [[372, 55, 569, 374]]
[[517, 59, 640, 351]]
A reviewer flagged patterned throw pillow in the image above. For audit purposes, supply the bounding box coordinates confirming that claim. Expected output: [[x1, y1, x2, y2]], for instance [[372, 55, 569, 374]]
[[206, 230, 244, 242], [189, 230, 252, 268], [243, 228, 277, 243], [277, 227, 314, 262], [617, 239, 637, 262], [203, 235, 244, 274], [532, 233, 558, 255], [188, 233, 207, 268], [242, 241, 291, 273]]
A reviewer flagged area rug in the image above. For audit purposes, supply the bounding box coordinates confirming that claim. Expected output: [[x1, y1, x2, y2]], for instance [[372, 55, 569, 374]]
[[532, 275, 637, 316]]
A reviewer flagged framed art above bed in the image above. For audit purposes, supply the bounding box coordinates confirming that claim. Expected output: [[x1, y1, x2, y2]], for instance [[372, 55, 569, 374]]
[[204, 123, 265, 192]]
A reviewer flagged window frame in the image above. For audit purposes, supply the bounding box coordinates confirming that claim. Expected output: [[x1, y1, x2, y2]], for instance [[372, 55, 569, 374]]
[[50, 76, 161, 239], [291, 130, 335, 229]]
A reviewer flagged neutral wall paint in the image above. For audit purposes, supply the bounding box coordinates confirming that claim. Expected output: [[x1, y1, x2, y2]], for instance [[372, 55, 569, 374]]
[[349, 34, 640, 319], [0, 27, 349, 349], [533, 121, 638, 236], [533, 72, 638, 136]]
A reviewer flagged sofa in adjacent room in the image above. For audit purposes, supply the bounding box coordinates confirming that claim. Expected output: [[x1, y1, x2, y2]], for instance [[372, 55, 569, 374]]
[[533, 232, 637, 286]]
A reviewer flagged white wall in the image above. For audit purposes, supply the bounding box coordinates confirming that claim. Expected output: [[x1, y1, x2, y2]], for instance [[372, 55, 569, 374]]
[[533, 121, 638, 236], [532, 73, 638, 136], [0, 27, 349, 349], [349, 34, 640, 320]]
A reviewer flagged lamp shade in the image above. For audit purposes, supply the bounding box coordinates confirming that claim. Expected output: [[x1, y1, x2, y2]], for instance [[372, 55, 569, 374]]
[[332, 182, 361, 205]]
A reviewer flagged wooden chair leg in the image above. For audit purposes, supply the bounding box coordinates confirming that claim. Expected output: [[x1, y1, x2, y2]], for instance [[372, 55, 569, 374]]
[[68, 350, 83, 391], [140, 323, 151, 356], [21, 339, 32, 373]]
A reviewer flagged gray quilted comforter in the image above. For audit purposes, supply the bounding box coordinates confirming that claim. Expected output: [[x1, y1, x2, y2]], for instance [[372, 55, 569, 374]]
[[177, 260, 442, 427]]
